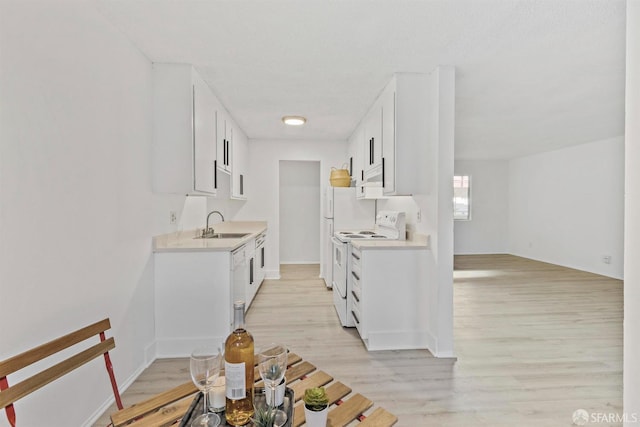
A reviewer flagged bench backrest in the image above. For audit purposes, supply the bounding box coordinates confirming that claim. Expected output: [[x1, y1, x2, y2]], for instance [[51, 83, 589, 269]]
[[0, 318, 123, 426]]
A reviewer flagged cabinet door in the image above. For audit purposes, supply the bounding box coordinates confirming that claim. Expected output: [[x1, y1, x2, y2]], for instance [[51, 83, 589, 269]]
[[381, 87, 395, 194], [216, 111, 232, 173], [231, 126, 248, 200], [363, 104, 383, 177], [152, 63, 217, 195], [348, 126, 364, 183], [192, 72, 217, 194], [258, 244, 266, 284]]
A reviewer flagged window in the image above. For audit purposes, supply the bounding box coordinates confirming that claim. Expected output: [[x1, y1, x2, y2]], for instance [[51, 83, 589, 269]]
[[453, 175, 471, 220]]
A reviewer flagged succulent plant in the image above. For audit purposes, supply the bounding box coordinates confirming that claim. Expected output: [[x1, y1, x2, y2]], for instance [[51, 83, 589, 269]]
[[251, 405, 276, 427], [303, 387, 329, 411]]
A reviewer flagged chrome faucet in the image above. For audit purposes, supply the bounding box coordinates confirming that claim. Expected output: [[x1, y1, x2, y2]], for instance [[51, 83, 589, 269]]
[[204, 210, 225, 237]]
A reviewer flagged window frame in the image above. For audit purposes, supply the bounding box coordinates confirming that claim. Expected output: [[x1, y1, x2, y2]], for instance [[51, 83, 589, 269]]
[[453, 174, 471, 221]]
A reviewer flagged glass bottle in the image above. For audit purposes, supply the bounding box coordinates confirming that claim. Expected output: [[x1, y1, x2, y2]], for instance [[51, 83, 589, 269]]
[[224, 301, 254, 425]]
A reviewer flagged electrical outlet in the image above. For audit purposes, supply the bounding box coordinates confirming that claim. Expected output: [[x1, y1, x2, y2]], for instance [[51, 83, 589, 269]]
[[417, 210, 422, 223], [169, 211, 177, 225], [602, 255, 612, 264]]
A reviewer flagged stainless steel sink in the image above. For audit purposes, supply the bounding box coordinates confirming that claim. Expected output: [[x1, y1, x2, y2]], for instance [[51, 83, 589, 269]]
[[194, 232, 250, 239]]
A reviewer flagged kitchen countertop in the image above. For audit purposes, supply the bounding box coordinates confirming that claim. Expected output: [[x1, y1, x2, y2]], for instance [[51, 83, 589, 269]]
[[153, 221, 267, 253], [351, 233, 430, 250]]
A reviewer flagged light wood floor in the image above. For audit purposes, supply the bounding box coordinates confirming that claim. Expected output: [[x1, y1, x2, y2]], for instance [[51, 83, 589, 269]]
[[94, 255, 623, 426]]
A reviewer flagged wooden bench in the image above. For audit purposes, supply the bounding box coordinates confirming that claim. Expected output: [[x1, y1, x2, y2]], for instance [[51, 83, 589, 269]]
[[0, 319, 124, 427]]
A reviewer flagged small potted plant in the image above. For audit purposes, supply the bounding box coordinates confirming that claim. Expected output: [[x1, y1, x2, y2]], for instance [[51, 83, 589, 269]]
[[303, 387, 329, 427], [251, 405, 276, 427]]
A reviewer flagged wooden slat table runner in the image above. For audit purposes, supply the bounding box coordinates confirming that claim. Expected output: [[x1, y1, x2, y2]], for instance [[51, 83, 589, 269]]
[[255, 353, 397, 427], [114, 352, 397, 427]]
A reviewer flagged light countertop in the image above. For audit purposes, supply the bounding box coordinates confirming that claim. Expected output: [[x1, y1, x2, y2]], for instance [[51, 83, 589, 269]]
[[351, 233, 430, 250], [153, 221, 267, 253]]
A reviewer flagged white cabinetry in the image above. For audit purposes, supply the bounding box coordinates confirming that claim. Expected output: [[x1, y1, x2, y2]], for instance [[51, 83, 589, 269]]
[[216, 99, 248, 200], [347, 73, 429, 197], [255, 232, 266, 286], [350, 245, 429, 351], [152, 63, 218, 195], [231, 128, 248, 200], [217, 110, 233, 174], [363, 103, 383, 180], [245, 238, 258, 306], [347, 127, 362, 183], [154, 251, 233, 356], [380, 74, 429, 195]]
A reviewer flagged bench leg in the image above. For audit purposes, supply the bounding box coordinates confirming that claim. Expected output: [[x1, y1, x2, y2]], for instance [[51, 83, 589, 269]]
[[100, 332, 124, 410]]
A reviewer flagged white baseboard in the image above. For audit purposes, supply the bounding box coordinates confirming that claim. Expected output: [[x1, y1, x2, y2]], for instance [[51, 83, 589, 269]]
[[265, 269, 280, 280]]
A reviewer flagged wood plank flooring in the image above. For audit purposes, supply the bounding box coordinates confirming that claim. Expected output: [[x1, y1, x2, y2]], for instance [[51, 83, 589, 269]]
[[94, 255, 623, 427]]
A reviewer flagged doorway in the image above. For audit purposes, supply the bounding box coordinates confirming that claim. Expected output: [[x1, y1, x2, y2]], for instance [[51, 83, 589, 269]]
[[279, 160, 321, 264]]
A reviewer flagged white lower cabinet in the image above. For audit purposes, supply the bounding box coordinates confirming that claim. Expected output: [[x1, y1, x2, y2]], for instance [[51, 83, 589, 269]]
[[154, 251, 234, 356], [350, 245, 429, 351], [246, 238, 258, 306], [255, 232, 266, 286]]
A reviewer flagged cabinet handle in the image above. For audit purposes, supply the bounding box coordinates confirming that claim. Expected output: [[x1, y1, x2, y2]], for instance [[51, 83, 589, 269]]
[[250, 258, 254, 284], [361, 170, 364, 181], [349, 157, 353, 177], [351, 271, 360, 281], [382, 157, 385, 188], [371, 137, 374, 164], [214, 160, 218, 189], [351, 290, 359, 302], [351, 310, 360, 324], [352, 252, 360, 260], [261, 247, 265, 268], [370, 138, 373, 164], [192, 85, 196, 157], [240, 174, 244, 195]]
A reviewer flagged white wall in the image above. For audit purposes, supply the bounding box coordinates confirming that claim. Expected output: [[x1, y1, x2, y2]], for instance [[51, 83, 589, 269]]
[[508, 136, 624, 279], [454, 160, 509, 254], [0, 2, 157, 426], [231, 139, 347, 278], [624, 0, 640, 420], [279, 161, 321, 264]]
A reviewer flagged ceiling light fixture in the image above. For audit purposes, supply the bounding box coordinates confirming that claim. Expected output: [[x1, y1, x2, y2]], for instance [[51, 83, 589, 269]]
[[282, 116, 307, 126]]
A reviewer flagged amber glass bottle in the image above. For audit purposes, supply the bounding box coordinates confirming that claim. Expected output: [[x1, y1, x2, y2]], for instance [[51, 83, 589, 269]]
[[224, 301, 254, 425]]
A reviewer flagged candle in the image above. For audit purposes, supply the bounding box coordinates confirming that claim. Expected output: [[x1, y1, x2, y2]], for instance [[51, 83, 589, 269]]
[[209, 376, 226, 413]]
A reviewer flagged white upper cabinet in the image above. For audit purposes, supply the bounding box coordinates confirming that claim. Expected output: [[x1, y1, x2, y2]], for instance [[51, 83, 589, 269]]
[[363, 103, 383, 179], [381, 74, 429, 196], [231, 126, 248, 200], [193, 71, 218, 194], [347, 73, 429, 197], [381, 82, 395, 195], [217, 109, 233, 174], [348, 126, 363, 183], [152, 63, 218, 195]]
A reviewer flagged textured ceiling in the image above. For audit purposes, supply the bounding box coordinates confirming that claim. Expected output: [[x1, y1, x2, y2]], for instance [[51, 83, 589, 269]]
[[96, 0, 626, 159]]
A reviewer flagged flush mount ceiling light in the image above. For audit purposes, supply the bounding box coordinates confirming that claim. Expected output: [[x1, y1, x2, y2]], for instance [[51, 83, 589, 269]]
[[282, 116, 307, 126]]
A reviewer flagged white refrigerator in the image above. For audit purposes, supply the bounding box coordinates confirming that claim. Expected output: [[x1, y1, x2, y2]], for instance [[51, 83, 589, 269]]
[[322, 187, 375, 288]]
